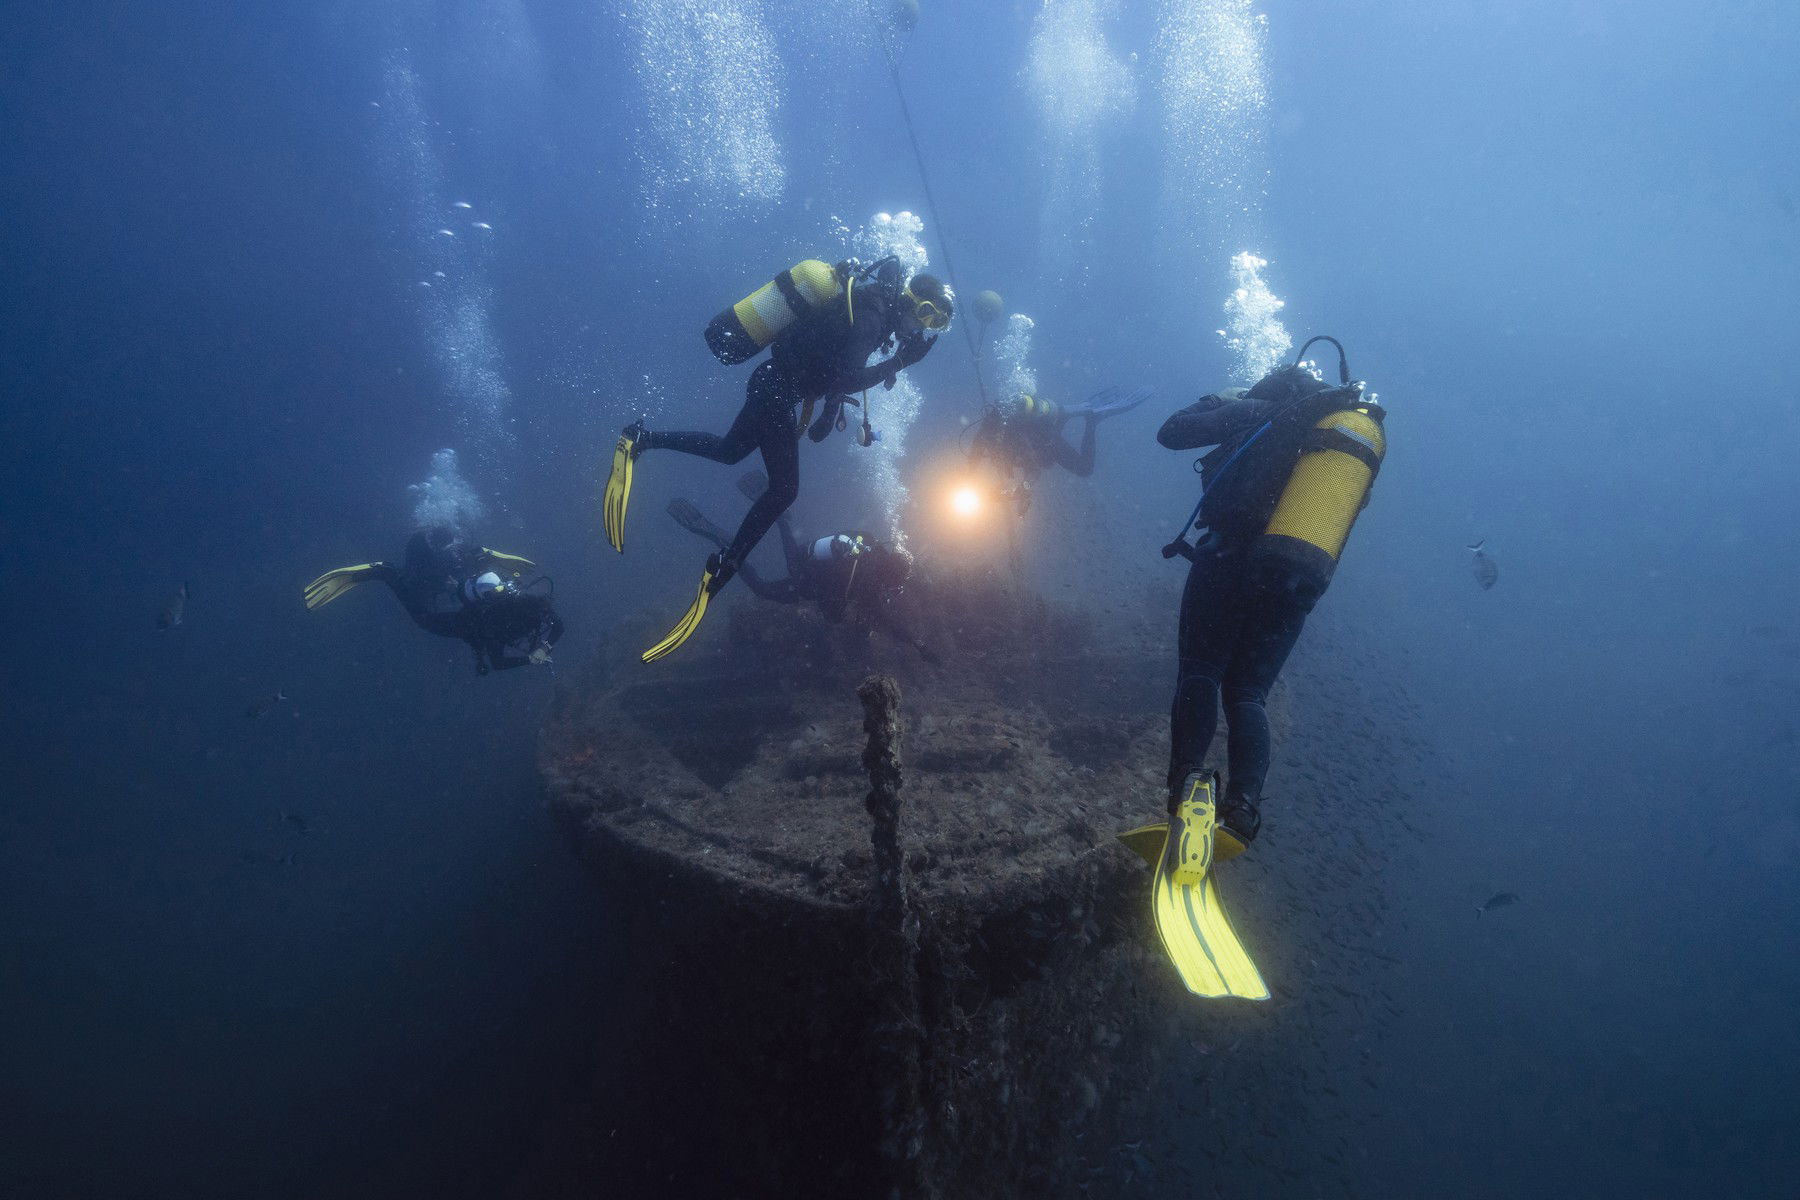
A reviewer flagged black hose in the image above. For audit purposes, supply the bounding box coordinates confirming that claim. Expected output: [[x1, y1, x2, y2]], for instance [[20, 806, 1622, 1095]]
[[1293, 335, 1350, 384]]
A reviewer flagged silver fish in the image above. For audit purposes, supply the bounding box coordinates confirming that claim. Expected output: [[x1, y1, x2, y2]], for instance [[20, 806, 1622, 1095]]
[[157, 582, 188, 630], [1477, 891, 1520, 916], [1468, 540, 1499, 590]]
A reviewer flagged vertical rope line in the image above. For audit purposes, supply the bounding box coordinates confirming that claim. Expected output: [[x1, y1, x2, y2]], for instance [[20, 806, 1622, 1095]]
[[862, 1, 992, 411]]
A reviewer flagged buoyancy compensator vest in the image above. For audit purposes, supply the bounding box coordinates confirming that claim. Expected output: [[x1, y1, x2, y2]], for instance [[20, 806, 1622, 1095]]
[[1162, 336, 1386, 594], [705, 259, 849, 365]]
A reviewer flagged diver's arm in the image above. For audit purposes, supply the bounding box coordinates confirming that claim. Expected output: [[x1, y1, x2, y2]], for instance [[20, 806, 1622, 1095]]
[[485, 643, 531, 671], [1155, 392, 1267, 451], [868, 593, 941, 664], [841, 329, 935, 392], [738, 561, 802, 605], [482, 621, 550, 671], [1050, 420, 1097, 477]]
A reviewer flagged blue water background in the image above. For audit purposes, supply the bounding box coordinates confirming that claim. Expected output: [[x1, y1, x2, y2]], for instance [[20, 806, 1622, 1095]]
[[3, 1, 1798, 1195]]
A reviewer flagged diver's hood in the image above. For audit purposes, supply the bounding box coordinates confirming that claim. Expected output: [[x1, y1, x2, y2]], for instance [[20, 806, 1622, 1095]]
[[1245, 364, 1332, 406]]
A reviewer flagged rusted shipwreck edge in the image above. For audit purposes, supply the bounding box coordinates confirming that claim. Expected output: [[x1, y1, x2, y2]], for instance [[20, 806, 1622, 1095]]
[[527, 665, 1183, 1199]]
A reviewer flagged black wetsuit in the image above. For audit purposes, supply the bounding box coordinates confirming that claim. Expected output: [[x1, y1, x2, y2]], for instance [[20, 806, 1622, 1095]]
[[735, 518, 930, 659], [642, 258, 933, 576], [1157, 390, 1320, 834], [382, 529, 564, 674], [973, 409, 1096, 482]]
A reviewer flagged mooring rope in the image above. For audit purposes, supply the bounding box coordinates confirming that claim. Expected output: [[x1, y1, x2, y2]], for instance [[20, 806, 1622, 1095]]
[[862, 1, 992, 411]]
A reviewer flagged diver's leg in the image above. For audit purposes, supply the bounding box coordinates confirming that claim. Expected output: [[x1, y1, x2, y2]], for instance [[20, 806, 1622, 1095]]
[[640, 362, 777, 465], [738, 564, 801, 605], [1167, 540, 1245, 807], [775, 510, 805, 577], [404, 532, 436, 573], [1217, 572, 1314, 836], [381, 568, 438, 628], [717, 386, 802, 575]]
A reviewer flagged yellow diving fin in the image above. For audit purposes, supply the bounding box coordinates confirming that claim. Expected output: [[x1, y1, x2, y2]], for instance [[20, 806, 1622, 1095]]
[[303, 563, 387, 611], [1116, 773, 1268, 1001], [603, 421, 645, 553], [1117, 822, 1168, 866], [481, 548, 537, 569], [642, 557, 722, 663]]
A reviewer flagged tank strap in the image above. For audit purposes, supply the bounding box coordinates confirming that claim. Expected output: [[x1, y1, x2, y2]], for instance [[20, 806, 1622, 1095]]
[[773, 268, 809, 317], [1303, 422, 1383, 476]]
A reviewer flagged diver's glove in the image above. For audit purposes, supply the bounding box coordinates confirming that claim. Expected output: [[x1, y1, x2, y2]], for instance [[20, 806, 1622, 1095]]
[[808, 395, 848, 442], [896, 332, 934, 368], [881, 334, 935, 389]]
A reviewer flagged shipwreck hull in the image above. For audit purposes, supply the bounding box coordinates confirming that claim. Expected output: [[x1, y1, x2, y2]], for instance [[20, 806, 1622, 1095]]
[[524, 592, 1424, 1197]]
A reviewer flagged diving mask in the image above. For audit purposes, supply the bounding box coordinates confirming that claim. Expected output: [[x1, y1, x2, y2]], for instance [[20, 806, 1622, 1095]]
[[905, 289, 951, 331]]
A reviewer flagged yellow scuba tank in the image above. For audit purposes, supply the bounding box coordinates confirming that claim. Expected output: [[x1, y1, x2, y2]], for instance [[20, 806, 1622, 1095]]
[[705, 259, 845, 365], [1019, 393, 1059, 422], [1256, 402, 1386, 591]]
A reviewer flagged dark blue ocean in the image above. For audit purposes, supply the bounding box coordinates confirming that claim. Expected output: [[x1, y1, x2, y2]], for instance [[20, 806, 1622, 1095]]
[[3, 1, 1797, 1195]]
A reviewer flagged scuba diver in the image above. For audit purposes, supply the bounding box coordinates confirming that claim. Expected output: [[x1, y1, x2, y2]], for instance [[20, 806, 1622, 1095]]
[[303, 527, 564, 675], [1157, 337, 1387, 857], [602, 254, 951, 662], [968, 386, 1151, 514], [663, 470, 940, 664], [1113, 336, 1385, 1001]]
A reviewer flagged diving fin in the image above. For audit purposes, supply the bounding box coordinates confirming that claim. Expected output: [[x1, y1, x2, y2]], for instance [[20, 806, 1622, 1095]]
[[666, 499, 732, 552], [642, 555, 724, 663], [1117, 818, 1246, 867], [1116, 823, 1167, 867], [481, 548, 537, 569], [737, 469, 769, 503], [303, 563, 387, 611], [1119, 772, 1267, 1001], [603, 420, 646, 553]]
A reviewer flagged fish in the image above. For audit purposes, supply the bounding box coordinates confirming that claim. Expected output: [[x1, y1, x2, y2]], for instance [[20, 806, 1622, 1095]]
[[472, 221, 493, 231], [244, 690, 287, 719], [157, 582, 188, 630], [281, 811, 309, 835], [1477, 891, 1520, 917], [451, 201, 472, 209], [436, 228, 455, 237], [1467, 540, 1499, 590]]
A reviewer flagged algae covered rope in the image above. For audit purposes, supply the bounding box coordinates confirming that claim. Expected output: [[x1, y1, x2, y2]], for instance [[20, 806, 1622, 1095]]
[[859, 0, 993, 414], [857, 674, 929, 1189]]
